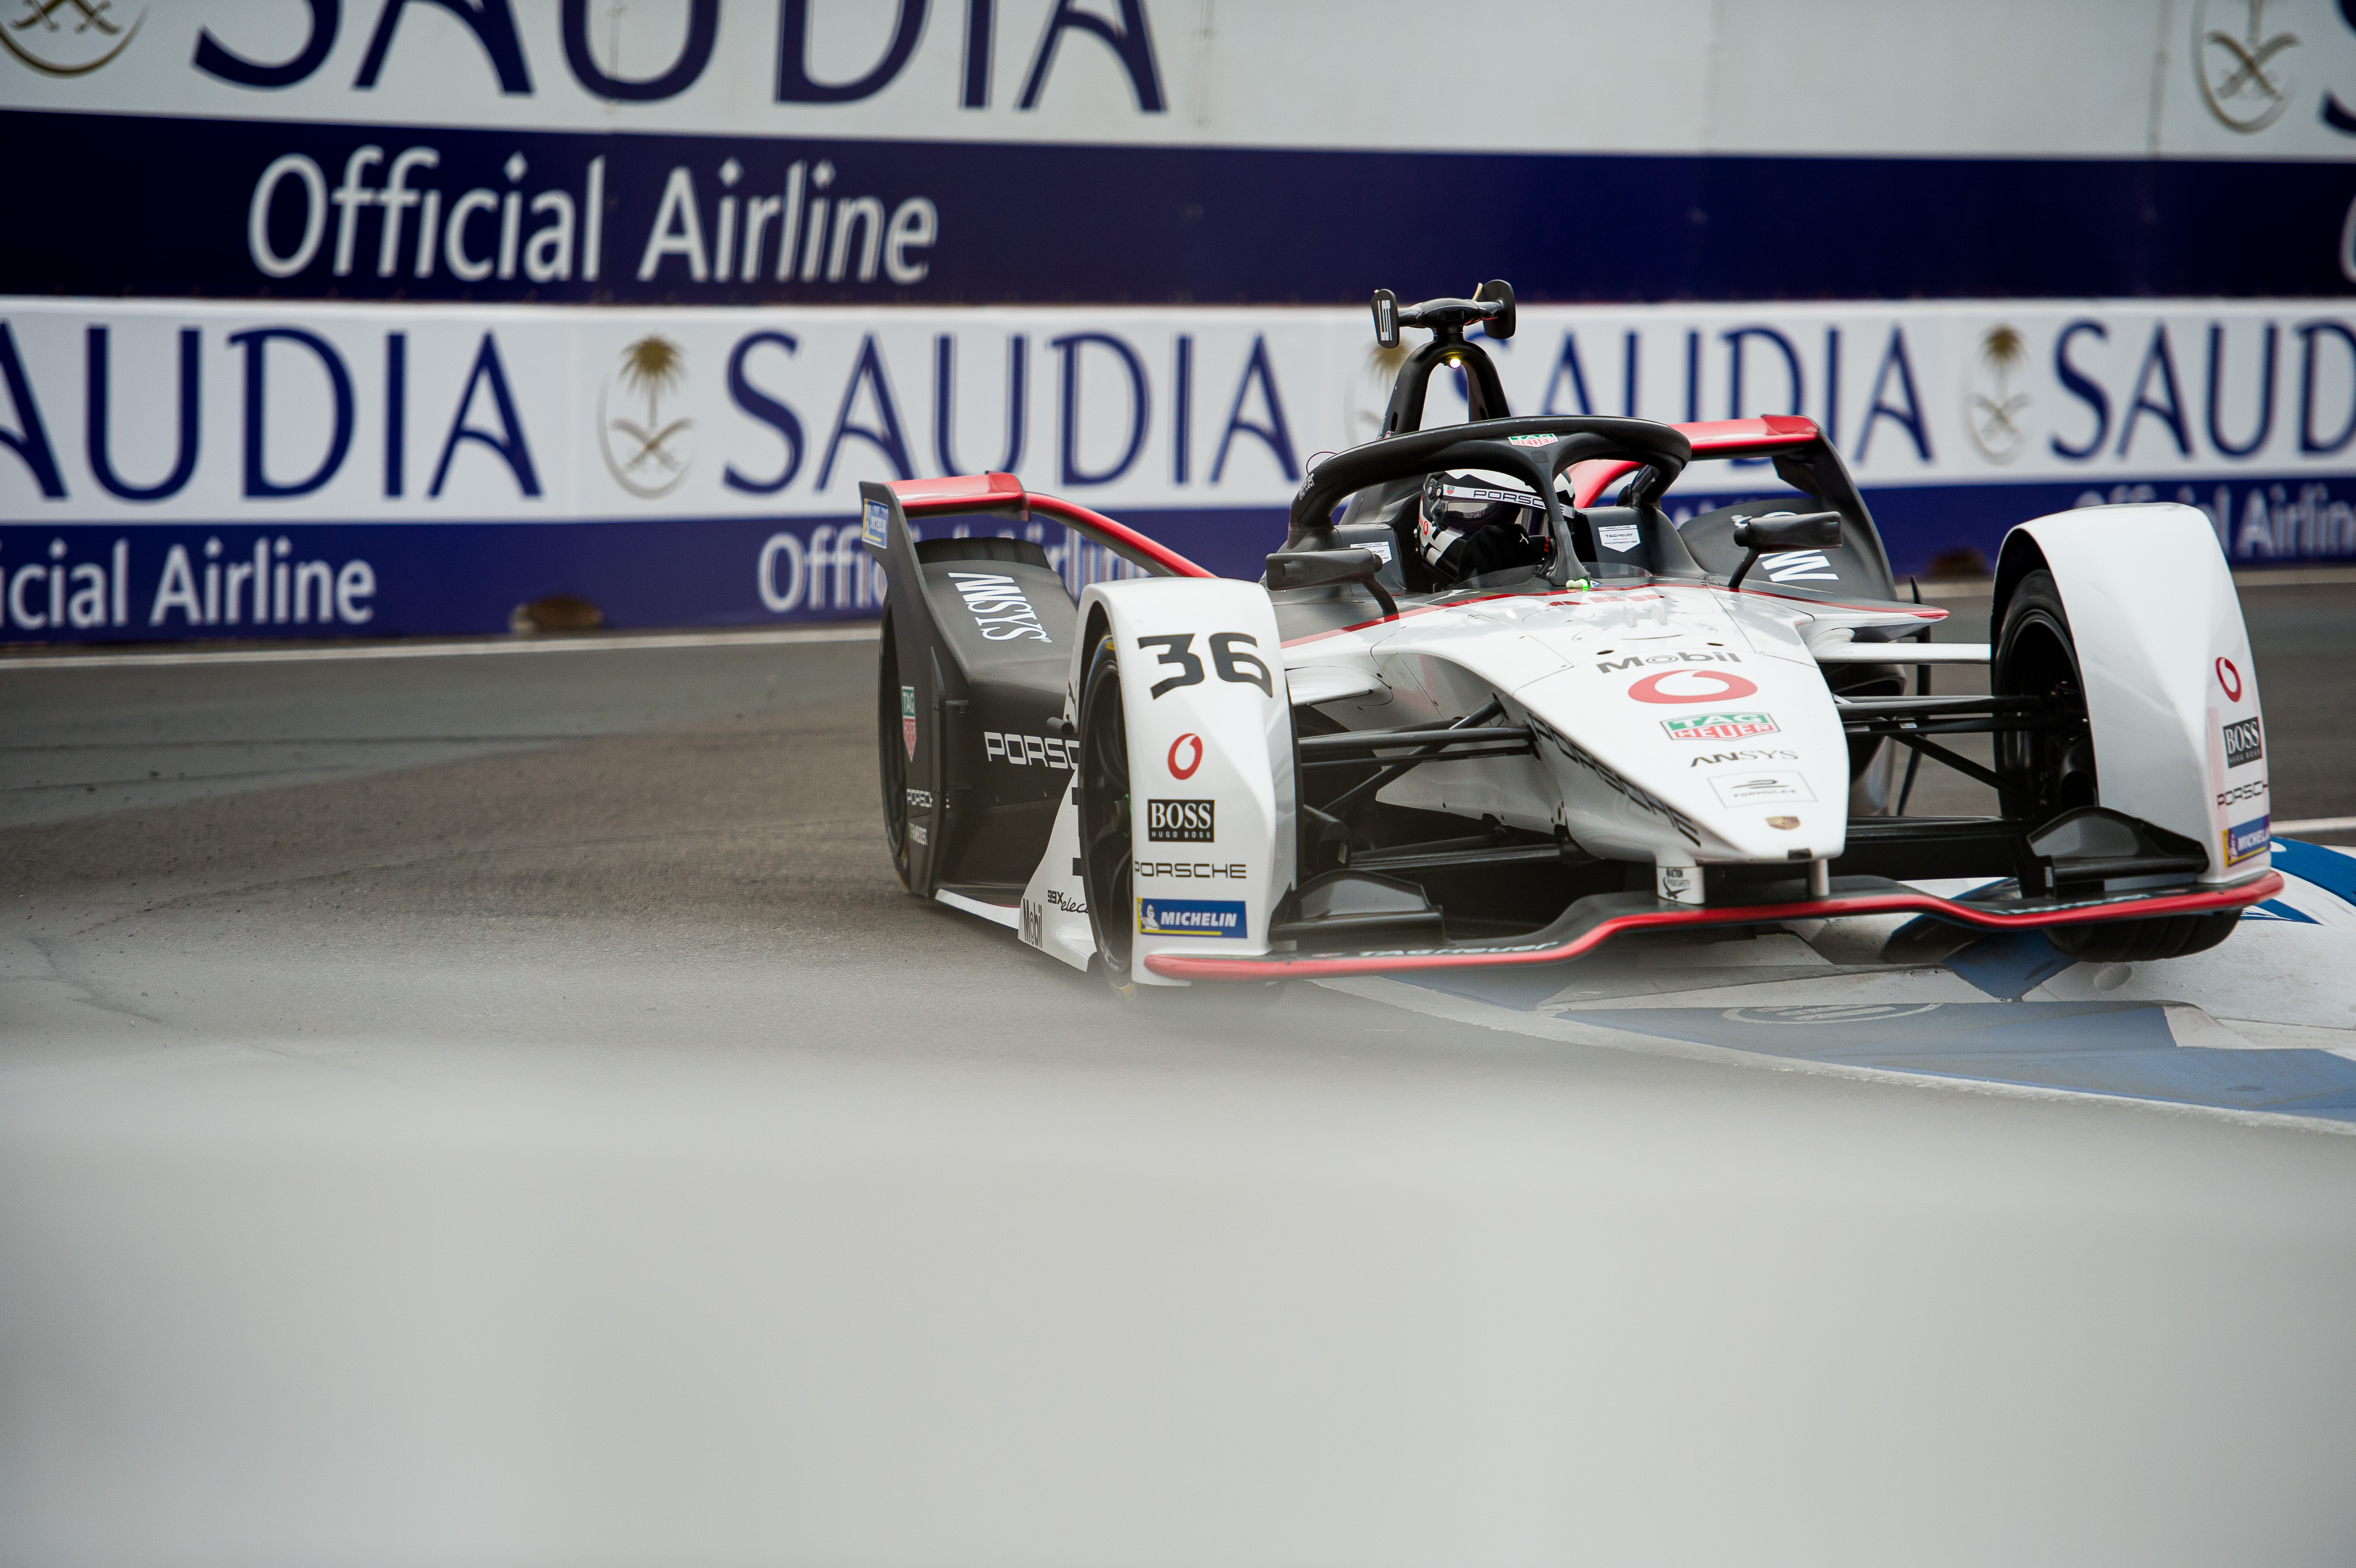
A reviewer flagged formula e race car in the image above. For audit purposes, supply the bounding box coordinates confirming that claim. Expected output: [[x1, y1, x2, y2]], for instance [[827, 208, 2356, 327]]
[[862, 283, 2282, 993]]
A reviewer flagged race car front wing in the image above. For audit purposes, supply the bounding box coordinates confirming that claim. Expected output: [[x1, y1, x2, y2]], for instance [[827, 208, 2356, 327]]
[[1141, 870, 2283, 981]]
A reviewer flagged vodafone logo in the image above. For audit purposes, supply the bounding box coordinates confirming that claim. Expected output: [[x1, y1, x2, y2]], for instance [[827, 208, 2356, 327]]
[[1627, 669, 1760, 704], [2216, 657, 2243, 702], [1167, 732, 1203, 779]]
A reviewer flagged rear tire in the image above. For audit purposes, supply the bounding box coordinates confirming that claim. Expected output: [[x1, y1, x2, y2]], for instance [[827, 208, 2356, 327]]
[[1076, 635, 1142, 997], [2048, 911, 2239, 963], [877, 610, 916, 893]]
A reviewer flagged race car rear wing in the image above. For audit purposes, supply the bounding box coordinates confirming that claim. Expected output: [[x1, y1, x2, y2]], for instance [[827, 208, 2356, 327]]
[[886, 471, 1213, 579], [1566, 415, 1896, 589]]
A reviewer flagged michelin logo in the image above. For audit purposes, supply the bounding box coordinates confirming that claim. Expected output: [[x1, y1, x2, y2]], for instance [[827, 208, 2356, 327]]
[[1136, 897, 1248, 938]]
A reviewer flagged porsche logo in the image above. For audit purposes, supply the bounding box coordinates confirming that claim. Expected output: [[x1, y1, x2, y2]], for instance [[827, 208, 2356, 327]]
[[1, 0, 145, 76], [2194, 0, 2299, 133]]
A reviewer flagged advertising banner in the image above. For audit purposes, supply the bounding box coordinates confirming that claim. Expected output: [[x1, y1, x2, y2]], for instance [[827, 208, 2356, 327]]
[[7, 1, 2356, 306], [4, 294, 2355, 642]]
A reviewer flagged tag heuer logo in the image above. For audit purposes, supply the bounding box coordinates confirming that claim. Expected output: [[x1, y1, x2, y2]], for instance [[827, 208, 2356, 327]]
[[900, 685, 917, 760], [1662, 712, 1779, 741]]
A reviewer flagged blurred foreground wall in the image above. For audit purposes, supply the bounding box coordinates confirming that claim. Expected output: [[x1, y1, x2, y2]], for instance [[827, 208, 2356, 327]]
[[5, 1, 2355, 639]]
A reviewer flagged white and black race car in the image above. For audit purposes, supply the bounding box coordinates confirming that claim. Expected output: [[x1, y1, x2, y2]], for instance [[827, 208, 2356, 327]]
[[863, 283, 2281, 994]]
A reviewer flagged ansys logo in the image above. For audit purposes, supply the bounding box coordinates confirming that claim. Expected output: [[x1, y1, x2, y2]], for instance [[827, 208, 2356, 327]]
[[1966, 325, 2031, 464], [2, 0, 143, 76], [598, 335, 694, 499], [2195, 0, 2300, 133]]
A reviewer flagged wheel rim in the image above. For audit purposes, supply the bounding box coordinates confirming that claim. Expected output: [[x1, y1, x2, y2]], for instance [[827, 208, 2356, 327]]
[[1078, 641, 1134, 978]]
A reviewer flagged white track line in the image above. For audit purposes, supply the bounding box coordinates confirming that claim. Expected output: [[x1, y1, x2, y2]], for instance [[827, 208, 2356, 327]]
[[0, 623, 881, 672], [2277, 817, 2356, 834]]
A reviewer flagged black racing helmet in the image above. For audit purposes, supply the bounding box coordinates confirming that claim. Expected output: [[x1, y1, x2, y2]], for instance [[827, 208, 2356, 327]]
[[1415, 469, 1551, 581]]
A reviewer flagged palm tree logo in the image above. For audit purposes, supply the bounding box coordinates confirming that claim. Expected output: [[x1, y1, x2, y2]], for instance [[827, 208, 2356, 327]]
[[1967, 325, 2030, 463], [599, 335, 693, 498]]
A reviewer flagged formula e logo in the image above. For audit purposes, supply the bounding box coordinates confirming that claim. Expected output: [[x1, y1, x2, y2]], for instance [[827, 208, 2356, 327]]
[[2216, 656, 2244, 701], [1627, 669, 1760, 704], [1662, 712, 1780, 741], [949, 573, 1050, 642], [2223, 716, 2264, 768], [1146, 798, 1215, 842], [1137, 897, 1247, 938], [1598, 652, 1742, 673], [1167, 732, 1203, 779], [1020, 900, 1044, 947], [900, 686, 917, 759], [2224, 813, 2271, 865]]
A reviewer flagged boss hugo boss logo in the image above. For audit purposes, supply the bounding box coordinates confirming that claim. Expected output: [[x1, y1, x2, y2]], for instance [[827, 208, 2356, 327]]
[[2223, 716, 2264, 768], [1146, 799, 1215, 841], [1134, 861, 1248, 879], [948, 572, 1050, 642], [983, 731, 1073, 768]]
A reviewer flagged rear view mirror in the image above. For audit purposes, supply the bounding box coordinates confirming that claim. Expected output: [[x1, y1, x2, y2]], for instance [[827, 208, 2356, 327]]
[[1266, 547, 1398, 618], [1731, 511, 1842, 552], [1727, 510, 1842, 590]]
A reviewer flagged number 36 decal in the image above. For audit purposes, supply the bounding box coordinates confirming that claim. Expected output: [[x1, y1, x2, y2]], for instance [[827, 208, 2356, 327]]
[[1137, 632, 1273, 699]]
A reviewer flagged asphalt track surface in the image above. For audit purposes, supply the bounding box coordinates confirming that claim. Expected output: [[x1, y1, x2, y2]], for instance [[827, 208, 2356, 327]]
[[6, 584, 2356, 1565]]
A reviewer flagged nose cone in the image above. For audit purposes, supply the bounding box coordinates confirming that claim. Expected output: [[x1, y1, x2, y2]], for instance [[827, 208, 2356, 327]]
[[1518, 652, 1852, 864]]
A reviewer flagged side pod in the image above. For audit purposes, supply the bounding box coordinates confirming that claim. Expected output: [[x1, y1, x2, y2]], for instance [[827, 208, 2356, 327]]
[[860, 482, 1077, 902]]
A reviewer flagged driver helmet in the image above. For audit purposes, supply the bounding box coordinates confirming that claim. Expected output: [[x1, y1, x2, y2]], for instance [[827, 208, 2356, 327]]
[[1416, 468, 1549, 580]]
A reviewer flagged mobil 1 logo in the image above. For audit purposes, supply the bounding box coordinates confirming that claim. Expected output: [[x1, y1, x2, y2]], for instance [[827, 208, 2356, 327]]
[[1146, 799, 1215, 842]]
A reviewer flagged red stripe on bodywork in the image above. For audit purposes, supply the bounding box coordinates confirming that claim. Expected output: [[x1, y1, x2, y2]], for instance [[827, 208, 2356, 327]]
[[1142, 872, 2284, 980], [887, 472, 1213, 579]]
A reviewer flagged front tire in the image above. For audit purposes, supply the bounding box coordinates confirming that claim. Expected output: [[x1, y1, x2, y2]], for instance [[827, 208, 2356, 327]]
[[2048, 911, 2239, 963], [1993, 569, 2097, 822]]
